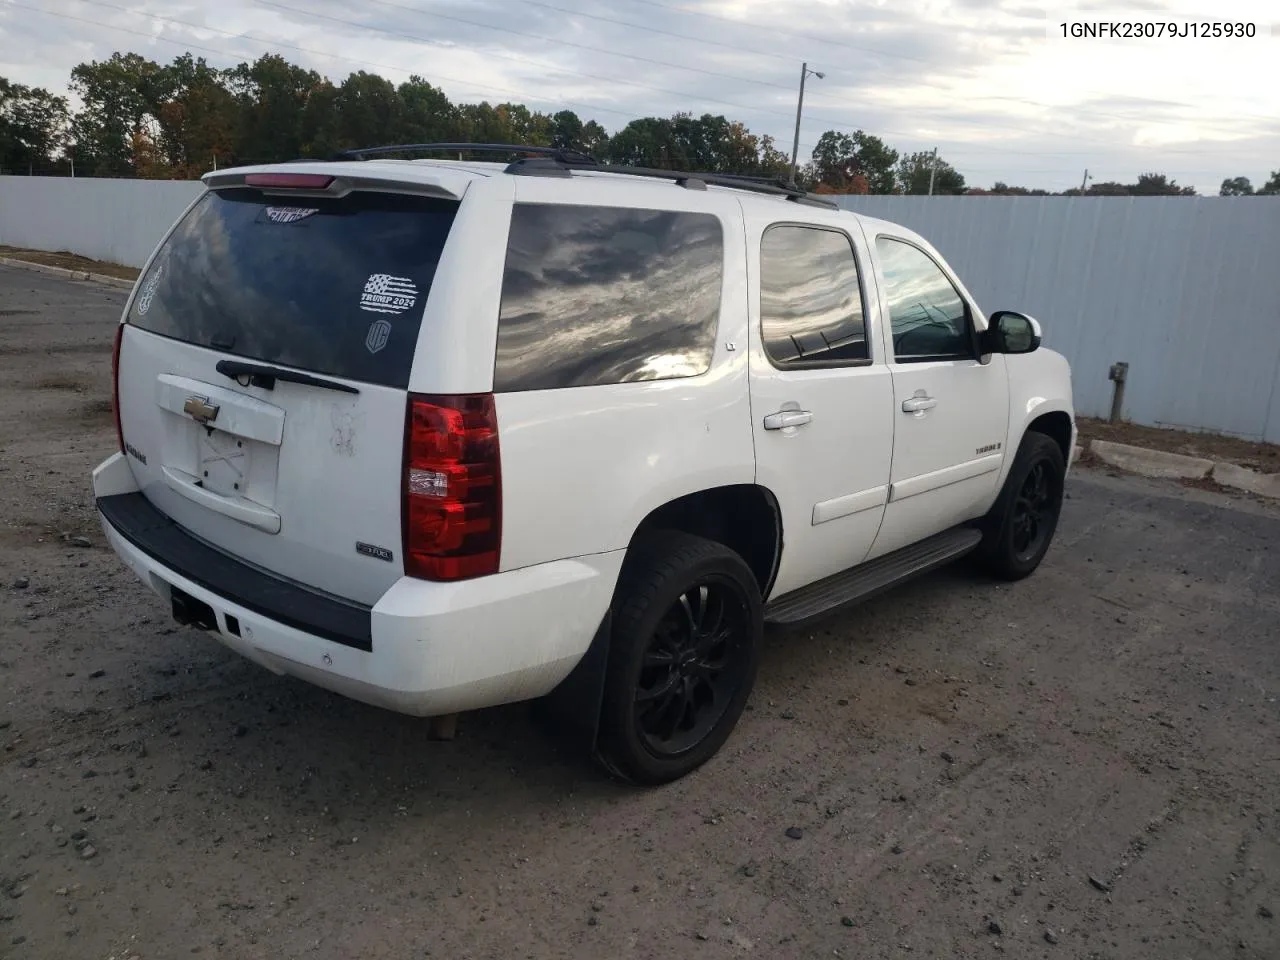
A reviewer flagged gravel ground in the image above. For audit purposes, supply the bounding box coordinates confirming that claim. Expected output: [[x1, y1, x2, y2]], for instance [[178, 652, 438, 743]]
[[2, 264, 1278, 960]]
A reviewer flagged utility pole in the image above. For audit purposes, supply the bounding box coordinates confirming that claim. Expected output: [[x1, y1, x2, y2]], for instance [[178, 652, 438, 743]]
[[927, 147, 938, 196], [1080, 168, 1092, 195], [789, 62, 824, 186]]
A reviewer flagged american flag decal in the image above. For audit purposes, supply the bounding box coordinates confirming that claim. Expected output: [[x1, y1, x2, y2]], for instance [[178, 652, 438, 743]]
[[360, 273, 418, 314]]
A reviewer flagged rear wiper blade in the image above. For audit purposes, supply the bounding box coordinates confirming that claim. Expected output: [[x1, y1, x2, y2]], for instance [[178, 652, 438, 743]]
[[215, 359, 359, 395]]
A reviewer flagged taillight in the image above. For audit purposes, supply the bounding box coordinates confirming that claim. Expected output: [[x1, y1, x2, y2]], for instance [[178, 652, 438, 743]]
[[111, 324, 124, 452], [402, 394, 501, 581]]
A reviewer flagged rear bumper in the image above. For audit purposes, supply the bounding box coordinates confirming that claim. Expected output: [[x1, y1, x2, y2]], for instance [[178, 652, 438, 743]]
[[93, 452, 624, 717]]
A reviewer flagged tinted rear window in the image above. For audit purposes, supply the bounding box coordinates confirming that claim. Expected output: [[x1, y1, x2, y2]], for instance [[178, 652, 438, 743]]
[[494, 203, 723, 392], [128, 188, 459, 388]]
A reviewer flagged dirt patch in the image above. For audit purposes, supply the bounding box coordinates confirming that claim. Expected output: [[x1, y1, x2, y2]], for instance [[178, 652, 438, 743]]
[[1077, 416, 1280, 474], [1180, 475, 1234, 494], [0, 342, 114, 358], [33, 374, 90, 392], [0, 245, 139, 282]]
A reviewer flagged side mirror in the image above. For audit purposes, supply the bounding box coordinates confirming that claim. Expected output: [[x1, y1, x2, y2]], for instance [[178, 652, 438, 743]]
[[982, 311, 1042, 354]]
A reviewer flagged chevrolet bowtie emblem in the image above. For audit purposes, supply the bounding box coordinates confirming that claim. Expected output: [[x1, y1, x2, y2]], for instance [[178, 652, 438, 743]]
[[183, 395, 220, 424]]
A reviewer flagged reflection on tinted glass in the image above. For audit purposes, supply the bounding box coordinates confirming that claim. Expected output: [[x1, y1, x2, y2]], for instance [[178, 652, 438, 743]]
[[760, 226, 868, 366], [128, 189, 459, 388], [875, 237, 971, 360], [495, 204, 723, 391]]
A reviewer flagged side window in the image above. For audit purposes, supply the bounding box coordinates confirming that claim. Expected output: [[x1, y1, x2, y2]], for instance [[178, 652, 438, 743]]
[[760, 225, 869, 367], [875, 237, 973, 361], [494, 204, 723, 392]]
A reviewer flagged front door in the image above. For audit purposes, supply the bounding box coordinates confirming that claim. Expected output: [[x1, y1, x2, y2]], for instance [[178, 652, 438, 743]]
[[746, 214, 895, 600], [865, 233, 1010, 560]]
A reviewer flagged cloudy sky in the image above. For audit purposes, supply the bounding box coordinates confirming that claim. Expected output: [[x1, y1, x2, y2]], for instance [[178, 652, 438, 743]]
[[0, 0, 1275, 192]]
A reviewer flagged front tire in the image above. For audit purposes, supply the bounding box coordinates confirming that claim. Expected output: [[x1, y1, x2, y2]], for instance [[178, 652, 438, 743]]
[[979, 432, 1066, 581], [598, 532, 762, 785]]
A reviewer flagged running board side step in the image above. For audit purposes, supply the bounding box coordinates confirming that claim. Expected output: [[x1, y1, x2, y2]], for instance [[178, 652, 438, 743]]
[[764, 526, 984, 626]]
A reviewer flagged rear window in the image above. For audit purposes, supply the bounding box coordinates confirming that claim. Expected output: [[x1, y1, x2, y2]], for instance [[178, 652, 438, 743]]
[[494, 203, 724, 392], [128, 188, 459, 388]]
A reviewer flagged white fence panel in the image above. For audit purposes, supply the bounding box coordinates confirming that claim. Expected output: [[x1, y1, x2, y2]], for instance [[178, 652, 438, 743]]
[[834, 195, 1280, 443], [0, 175, 203, 269]]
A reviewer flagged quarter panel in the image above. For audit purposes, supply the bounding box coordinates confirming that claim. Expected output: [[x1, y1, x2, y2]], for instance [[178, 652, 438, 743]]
[[495, 193, 754, 572]]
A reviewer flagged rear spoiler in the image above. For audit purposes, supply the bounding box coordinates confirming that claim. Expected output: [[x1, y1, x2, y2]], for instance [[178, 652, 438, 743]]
[[201, 168, 465, 202]]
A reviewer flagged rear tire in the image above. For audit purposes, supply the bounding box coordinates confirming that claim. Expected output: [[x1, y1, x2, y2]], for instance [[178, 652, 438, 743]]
[[978, 432, 1065, 581], [598, 532, 762, 785]]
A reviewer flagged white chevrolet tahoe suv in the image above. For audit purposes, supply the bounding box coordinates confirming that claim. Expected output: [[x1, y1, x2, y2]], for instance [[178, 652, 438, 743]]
[[93, 144, 1075, 784]]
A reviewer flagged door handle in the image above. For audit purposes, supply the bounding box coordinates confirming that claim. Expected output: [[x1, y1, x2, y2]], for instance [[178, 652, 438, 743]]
[[763, 409, 813, 430], [901, 395, 937, 414]]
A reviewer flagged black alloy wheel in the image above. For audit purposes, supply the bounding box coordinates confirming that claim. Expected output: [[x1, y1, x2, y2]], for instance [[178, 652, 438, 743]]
[[979, 432, 1066, 581], [1011, 459, 1056, 563], [598, 532, 763, 784], [633, 579, 752, 758]]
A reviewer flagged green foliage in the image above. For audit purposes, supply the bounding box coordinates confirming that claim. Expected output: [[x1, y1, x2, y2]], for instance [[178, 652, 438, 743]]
[[1131, 172, 1196, 196], [226, 54, 329, 165], [1219, 176, 1253, 196], [811, 130, 898, 193], [69, 52, 161, 175], [985, 182, 1051, 196], [897, 151, 966, 195], [0, 78, 68, 173]]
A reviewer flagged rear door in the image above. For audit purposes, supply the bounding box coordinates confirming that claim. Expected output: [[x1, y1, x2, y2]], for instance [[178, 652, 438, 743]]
[[116, 177, 463, 605], [745, 211, 895, 600]]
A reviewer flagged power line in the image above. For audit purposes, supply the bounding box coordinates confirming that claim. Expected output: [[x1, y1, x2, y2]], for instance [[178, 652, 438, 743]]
[[3, 0, 815, 165], [618, 0, 1279, 126], [256, 0, 801, 115], [14, 0, 641, 123], [524, 0, 1239, 131], [392, 0, 1278, 152], [257, 0, 1261, 157], [353, 0, 796, 93], [517, 0, 797, 66], [530, 0, 1268, 132], [625, 0, 936, 64]]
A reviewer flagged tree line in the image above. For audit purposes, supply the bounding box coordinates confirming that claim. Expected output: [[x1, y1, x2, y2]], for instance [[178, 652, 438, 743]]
[[1, 51, 1276, 198]]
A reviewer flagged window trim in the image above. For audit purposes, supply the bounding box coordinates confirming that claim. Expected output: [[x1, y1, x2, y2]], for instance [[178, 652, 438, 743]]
[[874, 233, 980, 365], [758, 221, 874, 372]]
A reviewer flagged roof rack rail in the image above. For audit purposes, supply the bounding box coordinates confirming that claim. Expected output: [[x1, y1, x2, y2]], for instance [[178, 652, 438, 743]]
[[510, 157, 838, 209], [330, 142, 598, 165], [329, 141, 837, 208]]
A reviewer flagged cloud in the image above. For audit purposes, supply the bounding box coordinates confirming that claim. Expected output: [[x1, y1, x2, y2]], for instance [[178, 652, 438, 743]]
[[1, 0, 1275, 192]]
